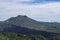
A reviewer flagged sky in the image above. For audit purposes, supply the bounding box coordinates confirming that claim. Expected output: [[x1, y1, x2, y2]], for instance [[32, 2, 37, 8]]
[[0, 0, 60, 22]]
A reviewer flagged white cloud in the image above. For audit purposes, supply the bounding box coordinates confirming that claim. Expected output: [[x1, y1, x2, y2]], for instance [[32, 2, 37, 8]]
[[0, 1, 60, 22], [0, 0, 34, 3], [15, 0, 32, 2]]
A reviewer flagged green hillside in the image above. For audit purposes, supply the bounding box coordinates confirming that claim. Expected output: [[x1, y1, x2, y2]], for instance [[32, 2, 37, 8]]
[[0, 15, 60, 40], [0, 32, 46, 40], [4, 15, 60, 33]]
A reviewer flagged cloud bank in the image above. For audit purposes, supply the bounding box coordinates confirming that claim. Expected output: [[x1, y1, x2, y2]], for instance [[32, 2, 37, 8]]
[[0, 0, 60, 22]]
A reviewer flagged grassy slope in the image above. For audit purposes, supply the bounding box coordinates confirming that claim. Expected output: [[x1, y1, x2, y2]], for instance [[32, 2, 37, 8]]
[[0, 32, 46, 40], [0, 32, 60, 40], [4, 15, 60, 33]]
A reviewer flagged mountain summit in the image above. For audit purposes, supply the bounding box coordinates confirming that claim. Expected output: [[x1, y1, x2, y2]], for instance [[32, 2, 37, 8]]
[[3, 15, 60, 33], [5, 15, 43, 30]]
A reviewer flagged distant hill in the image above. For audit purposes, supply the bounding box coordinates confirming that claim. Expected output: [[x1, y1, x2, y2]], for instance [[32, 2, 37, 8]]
[[0, 15, 60, 40], [3, 15, 60, 33], [0, 21, 60, 40]]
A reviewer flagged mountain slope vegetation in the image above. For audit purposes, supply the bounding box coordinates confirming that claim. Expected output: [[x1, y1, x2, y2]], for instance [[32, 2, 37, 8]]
[[0, 15, 60, 40], [4, 15, 60, 33]]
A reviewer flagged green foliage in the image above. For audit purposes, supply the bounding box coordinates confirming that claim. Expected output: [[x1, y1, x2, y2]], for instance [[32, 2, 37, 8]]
[[0, 32, 47, 40], [35, 35, 46, 40]]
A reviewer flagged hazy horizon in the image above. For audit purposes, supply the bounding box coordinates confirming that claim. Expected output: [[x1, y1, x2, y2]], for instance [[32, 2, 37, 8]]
[[0, 0, 60, 22]]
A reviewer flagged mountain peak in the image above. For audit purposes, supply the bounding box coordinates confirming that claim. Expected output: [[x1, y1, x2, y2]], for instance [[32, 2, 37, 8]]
[[1, 15, 60, 33], [17, 15, 28, 18], [5, 15, 29, 22]]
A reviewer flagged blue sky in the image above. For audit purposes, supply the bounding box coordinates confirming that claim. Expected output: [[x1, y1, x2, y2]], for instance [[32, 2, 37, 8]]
[[0, 0, 60, 22]]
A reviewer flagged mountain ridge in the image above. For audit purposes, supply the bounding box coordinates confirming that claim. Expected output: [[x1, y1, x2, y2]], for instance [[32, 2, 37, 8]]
[[1, 15, 60, 33], [0, 15, 60, 40]]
